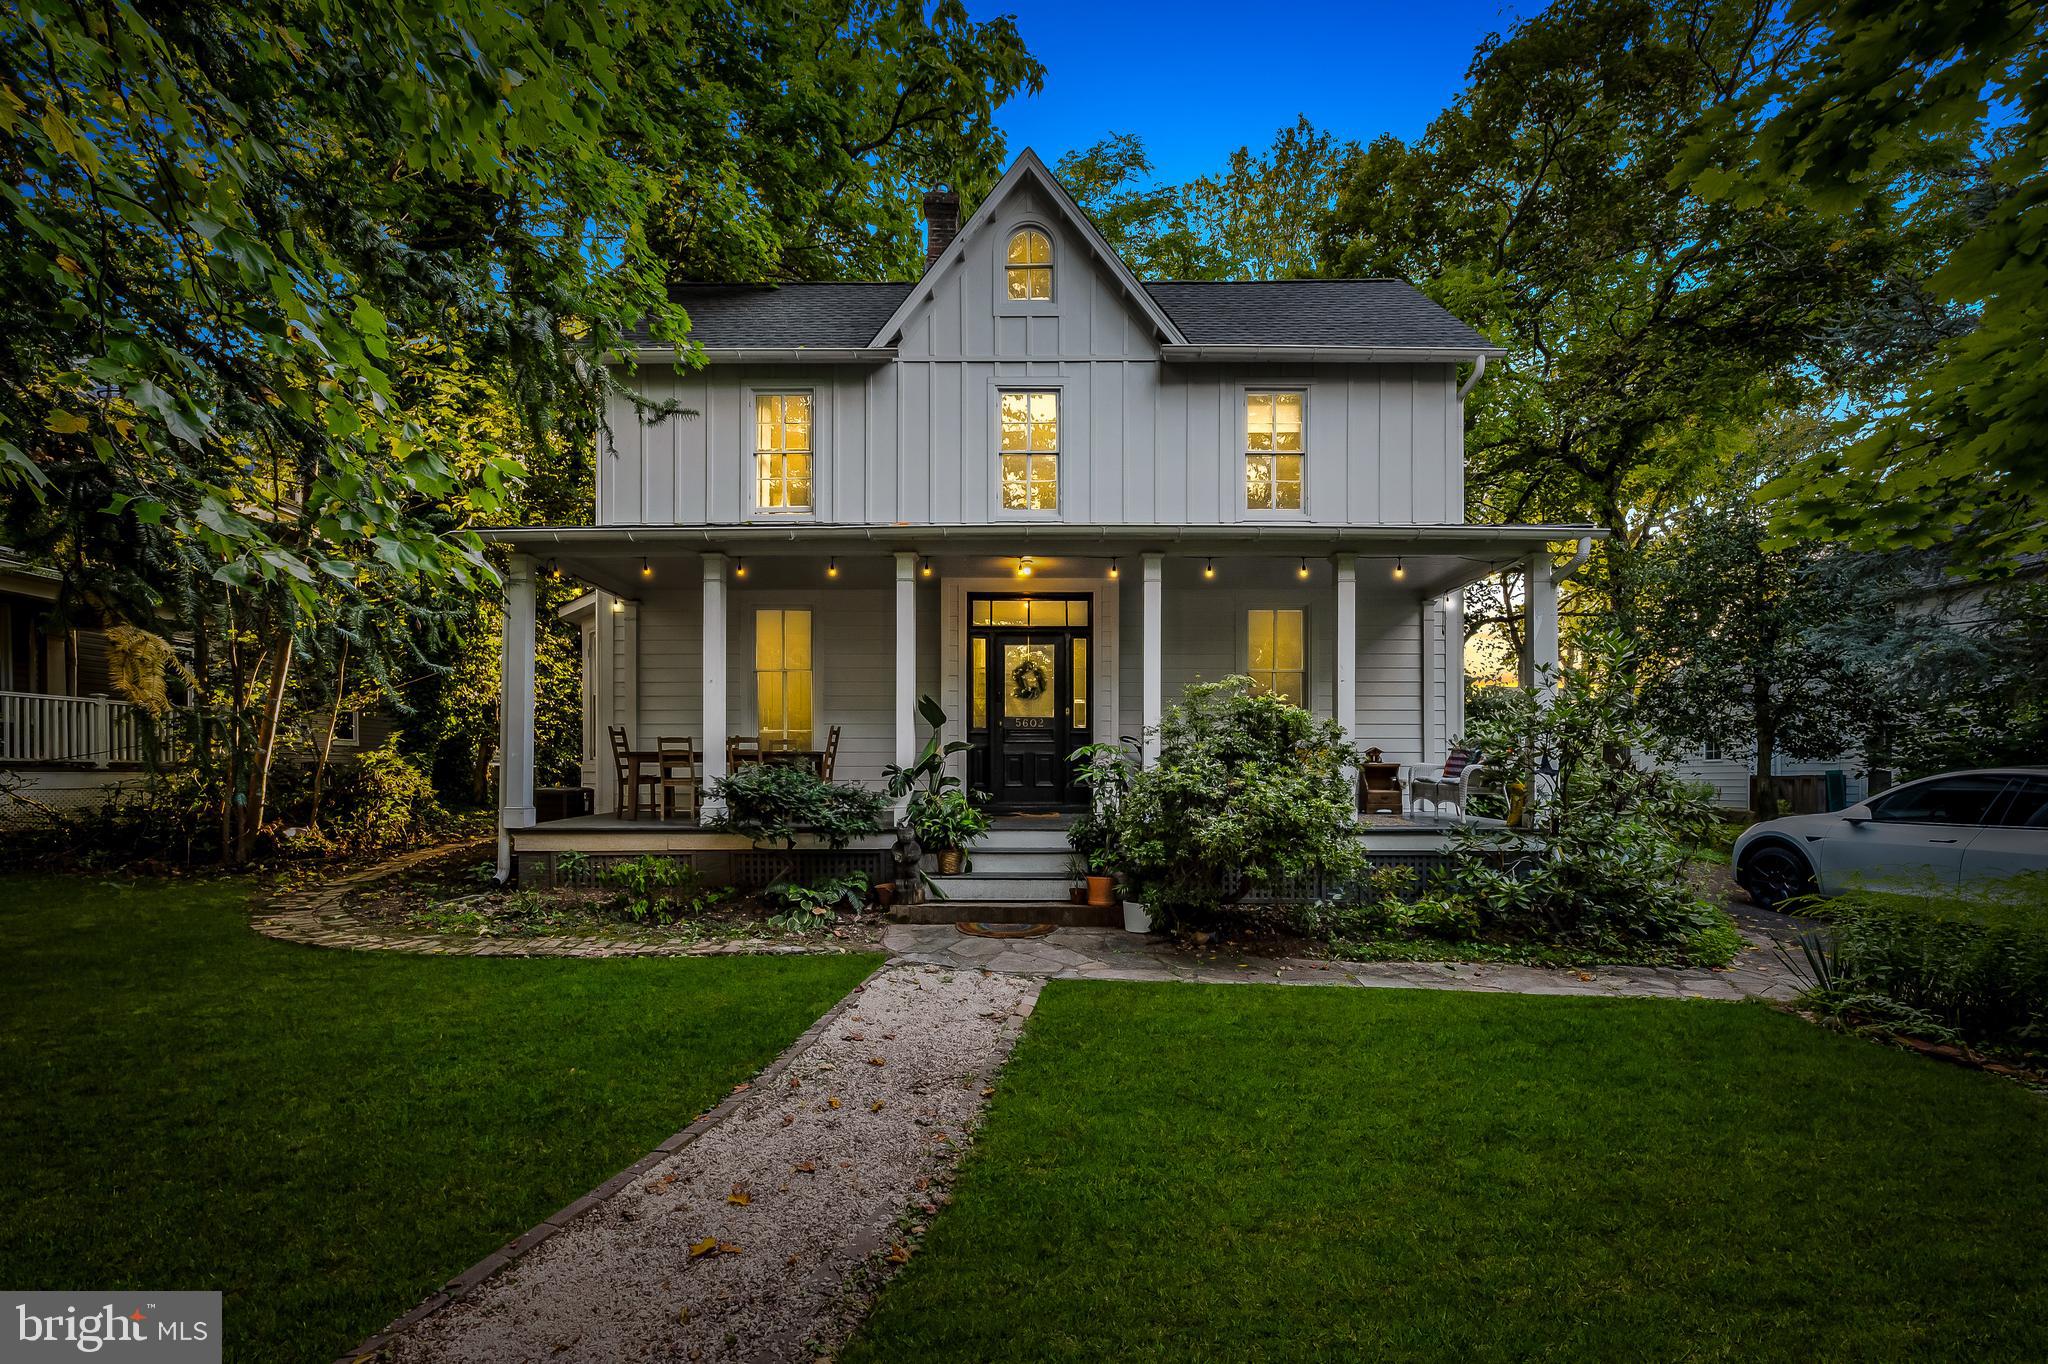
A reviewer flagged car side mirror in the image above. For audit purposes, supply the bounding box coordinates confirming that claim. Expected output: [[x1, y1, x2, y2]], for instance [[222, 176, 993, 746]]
[[1842, 814, 1871, 826]]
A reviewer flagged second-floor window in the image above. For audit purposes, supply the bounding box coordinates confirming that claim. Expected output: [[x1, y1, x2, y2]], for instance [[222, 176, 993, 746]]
[[1245, 391, 1304, 510], [999, 390, 1059, 511], [1006, 228, 1052, 300], [755, 609, 813, 747], [754, 392, 812, 512], [1247, 609, 1305, 704]]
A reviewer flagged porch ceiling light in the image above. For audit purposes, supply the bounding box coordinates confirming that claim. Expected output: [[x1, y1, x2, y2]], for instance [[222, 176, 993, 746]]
[[1016, 555, 1034, 579]]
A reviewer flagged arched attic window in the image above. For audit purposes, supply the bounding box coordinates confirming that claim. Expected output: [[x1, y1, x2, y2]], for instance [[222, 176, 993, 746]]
[[1005, 228, 1053, 300]]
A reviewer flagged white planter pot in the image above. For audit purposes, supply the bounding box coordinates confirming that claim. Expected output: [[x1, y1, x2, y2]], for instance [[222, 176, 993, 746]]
[[1122, 900, 1153, 934]]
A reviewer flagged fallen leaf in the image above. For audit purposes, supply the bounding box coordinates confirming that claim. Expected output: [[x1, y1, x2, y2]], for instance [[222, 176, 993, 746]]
[[727, 1182, 751, 1206], [868, 1056, 886, 1067], [844, 1031, 865, 1041], [780, 1113, 795, 1127], [870, 1100, 885, 1112], [886, 1244, 912, 1264], [788, 1076, 800, 1089], [689, 1237, 719, 1259], [793, 1161, 816, 1173], [718, 1241, 742, 1255], [731, 1082, 751, 1093], [980, 1087, 996, 1098], [786, 1253, 800, 1267], [827, 1096, 841, 1110], [882, 1032, 897, 1040], [676, 1308, 690, 1324]]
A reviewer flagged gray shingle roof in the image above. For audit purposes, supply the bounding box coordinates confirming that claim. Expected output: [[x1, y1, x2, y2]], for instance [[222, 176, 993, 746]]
[[633, 283, 913, 348], [629, 278, 1492, 352], [1143, 279, 1493, 350]]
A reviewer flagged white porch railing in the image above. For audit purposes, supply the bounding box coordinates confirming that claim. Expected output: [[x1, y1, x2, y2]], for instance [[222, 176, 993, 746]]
[[0, 690, 182, 767]]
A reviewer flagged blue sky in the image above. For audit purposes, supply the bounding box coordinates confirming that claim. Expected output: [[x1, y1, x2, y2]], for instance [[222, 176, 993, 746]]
[[974, 0, 1529, 183]]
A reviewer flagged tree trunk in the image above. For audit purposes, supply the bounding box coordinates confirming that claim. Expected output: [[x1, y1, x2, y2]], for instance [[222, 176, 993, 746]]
[[1752, 679, 1777, 821], [308, 639, 349, 831], [234, 631, 294, 863]]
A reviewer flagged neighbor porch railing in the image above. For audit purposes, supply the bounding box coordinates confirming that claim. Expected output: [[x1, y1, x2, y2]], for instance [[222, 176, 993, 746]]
[[0, 690, 183, 767]]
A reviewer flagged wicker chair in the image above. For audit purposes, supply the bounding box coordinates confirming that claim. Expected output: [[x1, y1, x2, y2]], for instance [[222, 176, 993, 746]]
[[1410, 747, 1490, 818]]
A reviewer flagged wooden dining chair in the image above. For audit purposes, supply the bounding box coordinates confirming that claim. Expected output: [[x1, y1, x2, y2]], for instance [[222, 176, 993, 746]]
[[819, 725, 841, 781], [656, 735, 697, 823], [726, 734, 761, 771], [609, 725, 658, 819]]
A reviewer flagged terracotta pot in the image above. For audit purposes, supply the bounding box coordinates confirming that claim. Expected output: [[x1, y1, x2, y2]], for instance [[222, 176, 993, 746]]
[[1085, 873, 1115, 907], [874, 882, 897, 907], [935, 848, 965, 876]]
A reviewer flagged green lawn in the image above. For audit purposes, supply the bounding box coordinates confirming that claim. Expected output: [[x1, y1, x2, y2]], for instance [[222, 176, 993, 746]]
[[0, 875, 876, 1363], [849, 983, 2048, 1362]]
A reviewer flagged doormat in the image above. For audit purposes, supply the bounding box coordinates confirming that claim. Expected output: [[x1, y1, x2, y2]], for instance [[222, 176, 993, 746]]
[[956, 921, 1056, 939]]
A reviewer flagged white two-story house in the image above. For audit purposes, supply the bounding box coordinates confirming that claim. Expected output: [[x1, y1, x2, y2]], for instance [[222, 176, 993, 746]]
[[487, 151, 1599, 891]]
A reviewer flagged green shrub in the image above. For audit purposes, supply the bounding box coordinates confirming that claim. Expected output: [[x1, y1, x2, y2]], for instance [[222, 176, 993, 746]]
[[708, 763, 888, 849], [1811, 876, 2048, 1051], [597, 855, 731, 922], [1114, 677, 1362, 928], [762, 872, 871, 933], [1426, 634, 1732, 962], [329, 746, 445, 852]]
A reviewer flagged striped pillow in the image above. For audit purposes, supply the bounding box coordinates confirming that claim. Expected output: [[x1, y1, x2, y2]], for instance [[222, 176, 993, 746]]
[[1440, 747, 1473, 779]]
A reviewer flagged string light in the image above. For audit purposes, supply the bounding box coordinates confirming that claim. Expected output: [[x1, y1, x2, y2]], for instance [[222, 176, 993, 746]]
[[1297, 558, 1310, 579], [1393, 556, 1406, 580], [1108, 558, 1120, 580], [920, 557, 933, 578], [639, 557, 652, 578], [1203, 558, 1215, 580], [826, 557, 838, 579], [734, 557, 747, 578]]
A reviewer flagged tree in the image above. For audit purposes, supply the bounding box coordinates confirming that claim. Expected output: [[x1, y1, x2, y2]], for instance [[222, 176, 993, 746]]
[[1691, 0, 2047, 574], [0, 0, 1039, 858], [1317, 0, 1955, 649], [1633, 464, 1903, 815], [1055, 118, 1354, 280]]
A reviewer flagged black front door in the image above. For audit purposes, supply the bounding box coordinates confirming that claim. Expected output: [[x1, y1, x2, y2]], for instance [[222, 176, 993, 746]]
[[968, 596, 1092, 811]]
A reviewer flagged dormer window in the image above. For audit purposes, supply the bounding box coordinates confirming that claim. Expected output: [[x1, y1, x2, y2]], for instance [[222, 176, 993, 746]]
[[1005, 228, 1053, 301]]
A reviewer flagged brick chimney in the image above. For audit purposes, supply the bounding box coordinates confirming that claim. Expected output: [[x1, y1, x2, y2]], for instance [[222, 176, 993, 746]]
[[922, 189, 960, 269]]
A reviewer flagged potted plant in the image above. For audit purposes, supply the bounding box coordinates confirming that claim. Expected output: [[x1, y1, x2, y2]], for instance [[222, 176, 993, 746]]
[[907, 787, 990, 875], [886, 695, 989, 876], [1069, 740, 1136, 912]]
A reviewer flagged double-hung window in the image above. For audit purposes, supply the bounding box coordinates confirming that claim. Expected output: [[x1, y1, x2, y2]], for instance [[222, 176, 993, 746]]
[[754, 609, 814, 747], [754, 393, 813, 513], [999, 390, 1059, 511], [1245, 391, 1304, 510], [1247, 609, 1305, 704], [1006, 228, 1053, 300]]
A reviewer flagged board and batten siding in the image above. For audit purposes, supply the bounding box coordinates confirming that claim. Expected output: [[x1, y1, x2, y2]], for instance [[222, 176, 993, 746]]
[[599, 181, 1464, 529]]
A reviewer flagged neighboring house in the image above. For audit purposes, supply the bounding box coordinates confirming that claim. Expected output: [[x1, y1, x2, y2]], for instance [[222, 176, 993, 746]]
[[0, 549, 392, 827], [491, 150, 1603, 886]]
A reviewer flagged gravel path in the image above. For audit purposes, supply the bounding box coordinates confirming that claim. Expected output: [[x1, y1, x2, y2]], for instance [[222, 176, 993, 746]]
[[376, 964, 1038, 1364]]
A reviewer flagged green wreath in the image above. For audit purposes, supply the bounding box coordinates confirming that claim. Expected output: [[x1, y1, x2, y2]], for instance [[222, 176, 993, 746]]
[[1009, 655, 1050, 702]]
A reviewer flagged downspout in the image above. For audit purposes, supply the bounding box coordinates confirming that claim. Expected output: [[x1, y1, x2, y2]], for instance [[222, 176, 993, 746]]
[[1558, 535, 1593, 581], [1455, 353, 1488, 402]]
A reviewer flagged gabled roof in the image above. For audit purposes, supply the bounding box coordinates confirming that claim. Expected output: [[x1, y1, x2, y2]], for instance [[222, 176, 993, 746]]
[[1144, 280, 1495, 353], [867, 148, 1188, 348]]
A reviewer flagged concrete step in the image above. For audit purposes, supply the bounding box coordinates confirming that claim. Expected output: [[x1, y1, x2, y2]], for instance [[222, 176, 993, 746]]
[[889, 900, 1123, 929], [925, 872, 1077, 903], [957, 849, 1077, 876], [971, 827, 1077, 851]]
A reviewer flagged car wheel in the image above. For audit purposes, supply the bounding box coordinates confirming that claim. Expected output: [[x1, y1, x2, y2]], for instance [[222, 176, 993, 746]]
[[1739, 842, 1815, 910]]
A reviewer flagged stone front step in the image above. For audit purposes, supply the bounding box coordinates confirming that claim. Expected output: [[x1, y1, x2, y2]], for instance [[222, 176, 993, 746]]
[[926, 872, 1076, 903], [970, 827, 1077, 851], [888, 899, 1122, 929], [958, 849, 1076, 876]]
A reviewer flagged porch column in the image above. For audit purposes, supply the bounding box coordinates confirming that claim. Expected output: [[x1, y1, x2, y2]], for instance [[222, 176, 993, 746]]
[[1445, 587, 1466, 741], [1518, 550, 1559, 697], [894, 552, 917, 804], [701, 552, 728, 807], [496, 553, 538, 881], [1141, 552, 1163, 764], [1333, 554, 1357, 747]]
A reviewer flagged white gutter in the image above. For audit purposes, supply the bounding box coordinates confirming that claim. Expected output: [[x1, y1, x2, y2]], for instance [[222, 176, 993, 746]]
[[1159, 344, 1507, 364], [1455, 353, 1488, 401], [624, 346, 895, 366]]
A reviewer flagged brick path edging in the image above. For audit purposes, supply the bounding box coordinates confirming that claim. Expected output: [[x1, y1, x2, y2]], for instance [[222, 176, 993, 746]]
[[334, 963, 887, 1364]]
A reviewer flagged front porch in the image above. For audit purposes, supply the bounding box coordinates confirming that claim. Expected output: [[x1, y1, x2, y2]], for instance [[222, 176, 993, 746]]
[[487, 523, 1581, 881]]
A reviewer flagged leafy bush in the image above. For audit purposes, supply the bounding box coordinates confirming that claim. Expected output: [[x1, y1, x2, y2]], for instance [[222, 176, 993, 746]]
[[598, 855, 732, 922], [1422, 634, 1733, 962], [907, 788, 989, 853], [1114, 677, 1362, 928], [1067, 740, 1137, 874], [708, 763, 888, 849], [1804, 877, 2048, 1052], [328, 746, 445, 852], [762, 872, 871, 933]]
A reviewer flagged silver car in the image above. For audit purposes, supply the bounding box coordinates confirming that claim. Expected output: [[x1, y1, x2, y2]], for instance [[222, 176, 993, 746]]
[[1731, 767, 2048, 909]]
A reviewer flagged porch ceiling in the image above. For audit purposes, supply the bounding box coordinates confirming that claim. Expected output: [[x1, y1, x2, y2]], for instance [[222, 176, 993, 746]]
[[483, 522, 1606, 600]]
